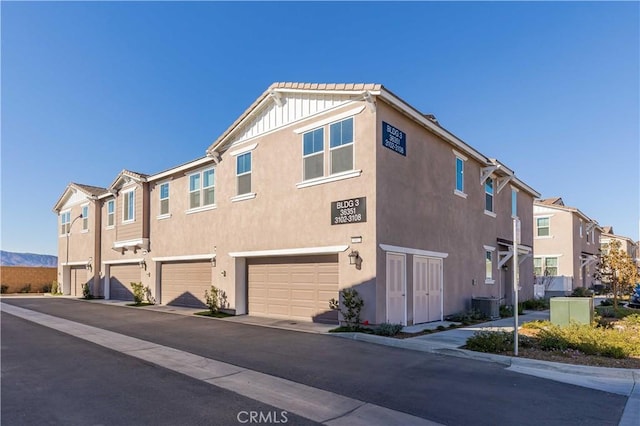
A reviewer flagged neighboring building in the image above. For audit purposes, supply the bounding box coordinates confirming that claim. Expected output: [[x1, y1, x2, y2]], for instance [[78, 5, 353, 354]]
[[54, 82, 540, 325], [533, 198, 602, 295], [600, 226, 637, 261]]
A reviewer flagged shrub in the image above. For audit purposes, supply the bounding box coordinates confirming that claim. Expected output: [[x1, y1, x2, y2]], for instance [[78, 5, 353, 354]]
[[130, 282, 147, 304], [19, 284, 31, 293], [596, 306, 637, 319], [1, 285, 7, 294], [570, 287, 593, 297], [522, 298, 549, 310], [599, 298, 614, 307], [51, 280, 61, 295], [204, 285, 223, 314], [466, 331, 513, 353], [499, 303, 524, 318], [522, 320, 552, 330], [445, 309, 486, 323], [537, 322, 639, 359], [375, 323, 403, 336], [81, 283, 92, 299], [329, 288, 364, 330]]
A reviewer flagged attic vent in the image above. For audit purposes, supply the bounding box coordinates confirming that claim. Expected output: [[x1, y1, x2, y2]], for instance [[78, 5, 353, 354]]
[[423, 114, 439, 125]]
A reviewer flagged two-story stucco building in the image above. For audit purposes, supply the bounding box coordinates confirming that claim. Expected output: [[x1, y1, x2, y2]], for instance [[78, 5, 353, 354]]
[[54, 82, 540, 325], [533, 198, 602, 295]]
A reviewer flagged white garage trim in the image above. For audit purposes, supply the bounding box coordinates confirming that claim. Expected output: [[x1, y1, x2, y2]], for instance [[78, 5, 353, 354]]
[[62, 261, 90, 266], [229, 245, 349, 258], [379, 244, 449, 259], [152, 254, 215, 262], [103, 258, 144, 265]]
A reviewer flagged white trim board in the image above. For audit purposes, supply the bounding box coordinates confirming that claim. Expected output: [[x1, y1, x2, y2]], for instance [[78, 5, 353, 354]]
[[229, 245, 349, 258], [102, 259, 144, 265], [152, 254, 216, 262], [379, 244, 448, 259], [61, 261, 89, 267]]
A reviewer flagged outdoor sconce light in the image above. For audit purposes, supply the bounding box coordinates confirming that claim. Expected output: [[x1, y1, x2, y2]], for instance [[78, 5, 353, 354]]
[[211, 257, 216, 267], [220, 270, 226, 277], [139, 259, 146, 270], [348, 250, 362, 270], [87, 257, 93, 272]]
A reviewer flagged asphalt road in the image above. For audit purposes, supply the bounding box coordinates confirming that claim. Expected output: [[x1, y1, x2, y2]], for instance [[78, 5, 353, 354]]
[[1, 298, 628, 425]]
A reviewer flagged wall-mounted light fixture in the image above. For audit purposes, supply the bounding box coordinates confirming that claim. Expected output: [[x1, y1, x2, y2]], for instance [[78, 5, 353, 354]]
[[139, 259, 147, 270], [87, 257, 93, 272], [211, 257, 217, 267], [348, 250, 362, 270], [220, 270, 226, 277]]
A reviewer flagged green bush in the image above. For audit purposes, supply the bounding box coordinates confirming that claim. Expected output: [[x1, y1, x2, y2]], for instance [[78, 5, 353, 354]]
[[329, 288, 364, 330], [466, 331, 532, 353], [537, 322, 639, 359], [570, 287, 593, 297], [130, 282, 146, 304], [522, 320, 552, 330], [204, 285, 223, 314], [499, 303, 524, 318], [596, 306, 637, 319], [375, 323, 403, 336], [522, 298, 549, 310], [446, 309, 486, 323], [51, 280, 61, 295], [19, 284, 31, 293], [599, 298, 614, 307], [81, 283, 92, 299], [1, 284, 8, 294]]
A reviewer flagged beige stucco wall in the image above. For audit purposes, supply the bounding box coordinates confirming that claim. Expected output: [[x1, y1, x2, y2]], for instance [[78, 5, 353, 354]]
[[375, 100, 536, 319], [147, 101, 378, 318]]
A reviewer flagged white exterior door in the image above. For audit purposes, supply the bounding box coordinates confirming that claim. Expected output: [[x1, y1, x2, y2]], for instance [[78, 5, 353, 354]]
[[386, 253, 406, 325], [413, 256, 429, 324], [413, 256, 443, 324], [427, 257, 443, 322]]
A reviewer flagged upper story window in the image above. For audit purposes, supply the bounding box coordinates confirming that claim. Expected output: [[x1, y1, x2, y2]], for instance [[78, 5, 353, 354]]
[[60, 211, 71, 235], [579, 220, 583, 238], [237, 153, 252, 195], [484, 177, 494, 212], [189, 168, 215, 209], [587, 228, 591, 243], [455, 157, 465, 193], [303, 128, 324, 181], [536, 217, 550, 237], [329, 118, 354, 175], [511, 188, 518, 217], [123, 189, 135, 223], [81, 205, 89, 231], [160, 182, 170, 216], [106, 200, 115, 228]]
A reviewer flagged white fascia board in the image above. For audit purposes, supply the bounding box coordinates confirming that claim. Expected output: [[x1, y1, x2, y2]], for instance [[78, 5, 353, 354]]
[[102, 258, 144, 265], [378, 89, 488, 164], [113, 238, 148, 248], [229, 245, 349, 258], [379, 244, 449, 259], [152, 254, 215, 262], [228, 143, 258, 157], [61, 261, 90, 267], [271, 88, 379, 96], [293, 105, 366, 134], [149, 157, 215, 182]]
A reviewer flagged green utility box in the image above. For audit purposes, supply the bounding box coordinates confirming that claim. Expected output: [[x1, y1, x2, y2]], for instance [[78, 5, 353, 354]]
[[550, 297, 593, 326]]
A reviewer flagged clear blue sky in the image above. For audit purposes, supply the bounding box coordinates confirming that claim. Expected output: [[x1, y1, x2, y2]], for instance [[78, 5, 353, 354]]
[[2, 1, 638, 256]]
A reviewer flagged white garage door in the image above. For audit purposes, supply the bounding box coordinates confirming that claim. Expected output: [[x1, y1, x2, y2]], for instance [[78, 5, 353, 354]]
[[248, 255, 339, 323], [161, 261, 211, 308], [109, 264, 140, 301]]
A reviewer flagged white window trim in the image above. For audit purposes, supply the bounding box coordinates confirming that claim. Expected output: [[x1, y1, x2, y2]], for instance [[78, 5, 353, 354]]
[[188, 168, 216, 210], [159, 181, 170, 216], [535, 215, 552, 238], [122, 188, 135, 224], [106, 199, 115, 230], [81, 203, 89, 231], [454, 154, 466, 196], [511, 186, 519, 219], [296, 169, 362, 189], [60, 209, 71, 236], [186, 204, 217, 215], [484, 210, 497, 218], [329, 117, 355, 175], [454, 189, 468, 199], [484, 177, 494, 214], [301, 127, 325, 182], [229, 143, 258, 157], [231, 193, 256, 203], [293, 105, 365, 134], [156, 213, 172, 220]]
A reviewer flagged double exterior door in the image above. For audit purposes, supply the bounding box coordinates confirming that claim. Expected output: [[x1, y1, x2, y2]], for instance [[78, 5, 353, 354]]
[[413, 256, 443, 324]]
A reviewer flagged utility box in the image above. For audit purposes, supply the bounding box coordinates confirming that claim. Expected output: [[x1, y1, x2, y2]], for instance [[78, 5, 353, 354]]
[[472, 297, 500, 320], [550, 297, 593, 326]]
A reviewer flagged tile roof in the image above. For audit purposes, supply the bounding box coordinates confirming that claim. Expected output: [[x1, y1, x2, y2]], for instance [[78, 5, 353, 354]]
[[72, 183, 109, 197]]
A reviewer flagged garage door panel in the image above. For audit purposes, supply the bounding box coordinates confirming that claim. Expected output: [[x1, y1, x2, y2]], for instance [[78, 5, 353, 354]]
[[161, 262, 211, 308], [110, 264, 140, 301], [248, 255, 338, 323]]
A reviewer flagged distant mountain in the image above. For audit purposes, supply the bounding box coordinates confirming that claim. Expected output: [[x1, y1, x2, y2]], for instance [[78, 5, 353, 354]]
[[1, 251, 57, 267]]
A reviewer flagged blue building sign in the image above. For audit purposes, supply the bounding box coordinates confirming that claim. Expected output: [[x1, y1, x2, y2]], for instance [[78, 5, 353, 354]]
[[382, 121, 406, 156]]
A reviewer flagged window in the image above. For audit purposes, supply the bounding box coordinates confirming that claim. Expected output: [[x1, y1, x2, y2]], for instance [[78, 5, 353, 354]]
[[485, 177, 494, 212], [189, 168, 215, 209], [511, 188, 518, 217], [329, 118, 354, 174], [303, 128, 324, 180], [455, 157, 464, 193], [587, 228, 591, 243], [237, 153, 252, 195], [107, 200, 115, 227], [81, 205, 89, 231], [485, 250, 494, 283], [534, 256, 558, 276], [536, 217, 550, 237], [123, 190, 135, 223], [60, 211, 70, 235], [160, 183, 170, 215]]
